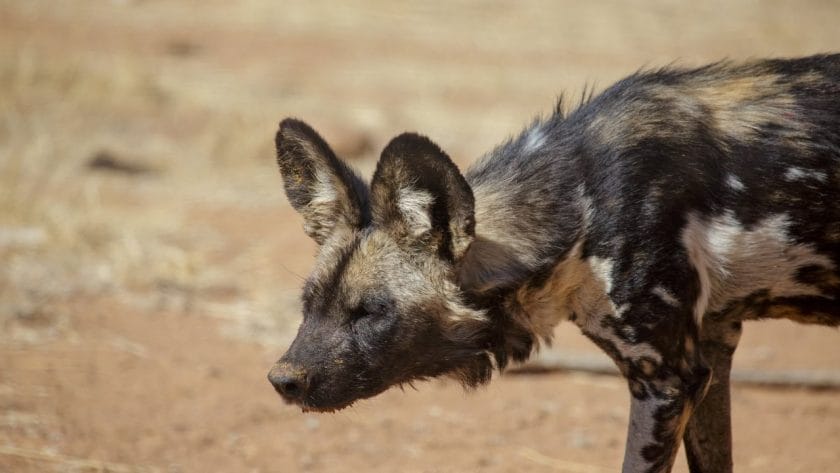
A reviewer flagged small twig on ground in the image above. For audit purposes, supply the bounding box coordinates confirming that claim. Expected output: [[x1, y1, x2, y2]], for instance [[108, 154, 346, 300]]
[[0, 445, 159, 473], [511, 352, 840, 390], [518, 446, 612, 472]]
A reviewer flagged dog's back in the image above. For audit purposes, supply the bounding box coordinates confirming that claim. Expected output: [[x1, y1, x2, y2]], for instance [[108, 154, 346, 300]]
[[580, 55, 840, 326], [469, 54, 840, 329]]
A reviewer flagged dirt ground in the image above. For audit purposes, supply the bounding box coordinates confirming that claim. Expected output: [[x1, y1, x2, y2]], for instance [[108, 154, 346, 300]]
[[1, 1, 839, 472]]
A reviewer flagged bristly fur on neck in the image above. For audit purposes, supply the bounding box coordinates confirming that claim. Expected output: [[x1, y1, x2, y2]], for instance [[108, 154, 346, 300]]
[[453, 106, 590, 378]]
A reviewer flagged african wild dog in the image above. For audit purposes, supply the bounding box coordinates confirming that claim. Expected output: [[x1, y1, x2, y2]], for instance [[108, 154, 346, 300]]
[[267, 54, 840, 473]]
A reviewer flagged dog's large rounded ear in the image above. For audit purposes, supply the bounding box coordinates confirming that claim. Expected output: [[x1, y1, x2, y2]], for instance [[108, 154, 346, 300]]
[[370, 133, 474, 261], [275, 119, 370, 244]]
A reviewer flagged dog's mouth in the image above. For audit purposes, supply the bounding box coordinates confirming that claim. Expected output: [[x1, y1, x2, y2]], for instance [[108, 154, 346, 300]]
[[287, 392, 368, 414], [282, 382, 393, 413], [299, 400, 357, 413]]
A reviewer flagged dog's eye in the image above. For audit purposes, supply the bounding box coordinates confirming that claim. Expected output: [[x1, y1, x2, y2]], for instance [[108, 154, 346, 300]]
[[349, 297, 391, 321], [366, 297, 392, 317], [349, 305, 369, 320]]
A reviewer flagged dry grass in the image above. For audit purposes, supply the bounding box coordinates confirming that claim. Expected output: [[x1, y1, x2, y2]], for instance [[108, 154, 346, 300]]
[[0, 43, 287, 346]]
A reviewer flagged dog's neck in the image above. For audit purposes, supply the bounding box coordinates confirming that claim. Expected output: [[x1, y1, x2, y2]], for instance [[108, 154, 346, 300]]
[[459, 116, 586, 298]]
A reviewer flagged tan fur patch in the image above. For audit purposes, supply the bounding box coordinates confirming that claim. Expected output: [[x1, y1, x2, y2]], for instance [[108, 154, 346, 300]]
[[513, 242, 662, 363], [690, 74, 803, 142], [514, 242, 592, 340]]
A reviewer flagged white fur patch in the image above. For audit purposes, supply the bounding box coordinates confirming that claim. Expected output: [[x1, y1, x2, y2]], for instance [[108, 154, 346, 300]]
[[614, 303, 631, 317], [441, 276, 488, 324], [311, 169, 337, 204], [588, 256, 615, 295], [783, 167, 828, 182], [643, 187, 663, 217], [446, 298, 488, 324], [725, 174, 745, 191], [578, 185, 596, 228], [682, 211, 834, 326], [652, 285, 680, 307], [587, 256, 634, 318], [522, 127, 547, 153], [397, 187, 435, 236]]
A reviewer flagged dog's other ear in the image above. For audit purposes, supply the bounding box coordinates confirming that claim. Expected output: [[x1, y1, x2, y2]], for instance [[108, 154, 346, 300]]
[[370, 133, 474, 261], [275, 119, 370, 244]]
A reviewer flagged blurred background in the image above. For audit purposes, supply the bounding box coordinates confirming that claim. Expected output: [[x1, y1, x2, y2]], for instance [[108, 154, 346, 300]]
[[1, 1, 839, 471]]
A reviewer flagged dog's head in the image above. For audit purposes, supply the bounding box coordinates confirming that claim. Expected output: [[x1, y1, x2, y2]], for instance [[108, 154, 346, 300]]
[[267, 119, 533, 411]]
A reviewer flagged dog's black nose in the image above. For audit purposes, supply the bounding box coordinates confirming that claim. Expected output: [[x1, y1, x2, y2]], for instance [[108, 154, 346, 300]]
[[268, 363, 309, 402]]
